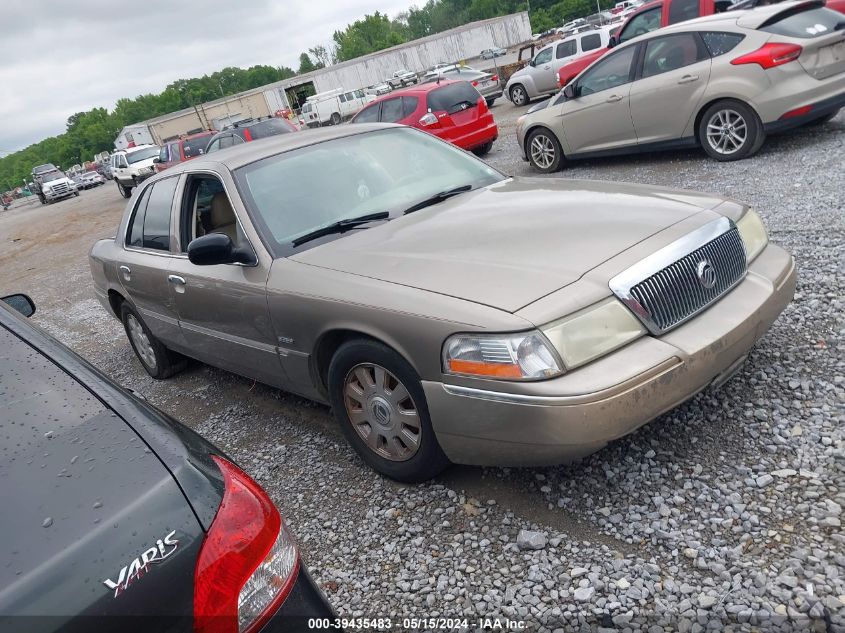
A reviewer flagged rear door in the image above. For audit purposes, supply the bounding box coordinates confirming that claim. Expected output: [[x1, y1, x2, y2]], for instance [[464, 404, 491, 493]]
[[629, 32, 713, 143], [558, 44, 639, 154], [167, 171, 286, 388], [118, 176, 183, 345]]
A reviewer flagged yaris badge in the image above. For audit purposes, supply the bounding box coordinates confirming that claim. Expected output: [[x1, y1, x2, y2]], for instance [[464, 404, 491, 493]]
[[697, 260, 716, 289]]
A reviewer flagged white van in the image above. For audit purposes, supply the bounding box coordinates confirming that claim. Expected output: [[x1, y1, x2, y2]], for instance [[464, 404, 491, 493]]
[[504, 26, 614, 105], [300, 89, 376, 127]]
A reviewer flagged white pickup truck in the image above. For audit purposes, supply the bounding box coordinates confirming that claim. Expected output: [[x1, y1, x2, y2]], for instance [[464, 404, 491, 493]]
[[110, 144, 161, 198], [387, 69, 418, 89]]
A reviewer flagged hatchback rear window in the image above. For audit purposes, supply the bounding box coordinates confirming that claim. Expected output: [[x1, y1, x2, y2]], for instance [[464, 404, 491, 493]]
[[427, 82, 481, 114], [248, 119, 294, 139], [759, 6, 845, 38]]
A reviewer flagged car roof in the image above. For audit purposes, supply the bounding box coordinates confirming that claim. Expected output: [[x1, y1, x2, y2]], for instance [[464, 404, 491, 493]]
[[163, 123, 402, 172], [371, 79, 463, 100]]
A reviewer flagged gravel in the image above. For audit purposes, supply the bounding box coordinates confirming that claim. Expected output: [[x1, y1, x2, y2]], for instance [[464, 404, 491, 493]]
[[3, 102, 843, 631]]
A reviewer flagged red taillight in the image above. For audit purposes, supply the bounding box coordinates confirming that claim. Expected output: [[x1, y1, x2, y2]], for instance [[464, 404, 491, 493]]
[[194, 456, 299, 633], [491, 75, 498, 82], [731, 42, 802, 69], [780, 104, 814, 119], [419, 112, 439, 127]]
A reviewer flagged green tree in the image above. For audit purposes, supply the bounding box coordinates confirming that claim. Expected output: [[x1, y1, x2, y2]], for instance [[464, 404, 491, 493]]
[[332, 12, 408, 62], [298, 52, 318, 74]]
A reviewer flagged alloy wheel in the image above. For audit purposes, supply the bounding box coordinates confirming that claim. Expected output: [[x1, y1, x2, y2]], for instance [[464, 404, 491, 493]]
[[343, 363, 421, 462], [127, 314, 157, 371], [706, 109, 747, 155], [530, 133, 557, 170], [511, 86, 527, 106]]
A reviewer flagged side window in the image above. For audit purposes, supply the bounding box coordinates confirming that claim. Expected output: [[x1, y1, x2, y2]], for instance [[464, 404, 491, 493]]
[[641, 33, 708, 78], [339, 94, 347, 103], [206, 139, 221, 153], [142, 177, 178, 251], [402, 96, 419, 118], [668, 0, 700, 25], [219, 135, 235, 149], [232, 134, 246, 145], [580, 33, 602, 52], [182, 176, 244, 250], [158, 146, 169, 163], [701, 32, 745, 56], [126, 185, 153, 248], [353, 103, 380, 123], [354, 89, 365, 98], [534, 47, 553, 66], [578, 45, 637, 96], [556, 40, 577, 59], [380, 98, 404, 123], [619, 7, 662, 43], [169, 142, 181, 162]]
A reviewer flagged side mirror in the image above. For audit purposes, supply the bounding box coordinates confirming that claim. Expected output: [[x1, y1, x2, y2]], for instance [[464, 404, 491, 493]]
[[2, 293, 36, 317], [563, 83, 577, 100], [153, 157, 161, 163], [608, 36, 618, 48], [529, 58, 536, 67], [187, 233, 254, 266]]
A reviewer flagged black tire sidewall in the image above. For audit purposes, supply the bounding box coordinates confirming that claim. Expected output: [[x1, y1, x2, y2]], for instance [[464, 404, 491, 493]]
[[510, 85, 527, 106], [328, 340, 449, 483], [117, 182, 131, 198], [699, 100, 763, 162], [526, 127, 564, 173], [120, 302, 177, 379]]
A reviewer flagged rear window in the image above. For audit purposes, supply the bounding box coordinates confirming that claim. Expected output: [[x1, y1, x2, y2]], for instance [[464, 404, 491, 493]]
[[247, 119, 294, 139], [427, 82, 481, 114], [581, 33, 602, 51], [701, 32, 745, 56], [183, 133, 213, 157], [759, 6, 845, 38]]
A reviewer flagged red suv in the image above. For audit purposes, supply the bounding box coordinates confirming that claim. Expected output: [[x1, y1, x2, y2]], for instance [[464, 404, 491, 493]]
[[351, 80, 498, 155], [154, 131, 215, 173]]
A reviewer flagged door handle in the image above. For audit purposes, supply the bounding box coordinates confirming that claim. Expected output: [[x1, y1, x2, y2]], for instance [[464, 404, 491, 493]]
[[167, 275, 186, 285], [605, 94, 623, 103], [677, 74, 699, 84], [119, 265, 131, 281], [543, 65, 551, 70]]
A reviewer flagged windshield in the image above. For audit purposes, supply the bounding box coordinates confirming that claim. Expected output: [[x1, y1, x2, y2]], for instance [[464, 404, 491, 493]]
[[42, 172, 65, 183], [234, 127, 504, 255], [126, 147, 161, 164]]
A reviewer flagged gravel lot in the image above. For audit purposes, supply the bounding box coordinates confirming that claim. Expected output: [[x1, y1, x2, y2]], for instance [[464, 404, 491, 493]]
[[1, 102, 843, 632]]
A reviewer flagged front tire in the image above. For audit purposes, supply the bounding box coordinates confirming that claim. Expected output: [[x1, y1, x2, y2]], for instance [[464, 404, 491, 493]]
[[510, 84, 528, 107], [121, 302, 186, 379], [698, 100, 764, 162], [526, 128, 564, 173], [328, 339, 450, 483], [117, 181, 132, 198]]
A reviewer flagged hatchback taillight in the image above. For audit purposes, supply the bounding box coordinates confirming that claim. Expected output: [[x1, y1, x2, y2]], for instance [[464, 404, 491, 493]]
[[194, 456, 299, 633], [419, 112, 439, 127], [731, 42, 802, 69]]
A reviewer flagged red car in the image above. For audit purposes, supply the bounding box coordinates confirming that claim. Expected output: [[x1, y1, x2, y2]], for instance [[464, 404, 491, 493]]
[[556, 0, 845, 88], [350, 80, 498, 155], [154, 130, 215, 173]]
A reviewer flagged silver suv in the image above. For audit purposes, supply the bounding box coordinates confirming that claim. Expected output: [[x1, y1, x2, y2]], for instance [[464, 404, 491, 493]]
[[506, 27, 613, 105]]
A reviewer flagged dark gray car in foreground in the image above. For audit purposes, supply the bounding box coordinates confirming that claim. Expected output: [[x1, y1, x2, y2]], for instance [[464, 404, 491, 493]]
[[0, 295, 334, 632]]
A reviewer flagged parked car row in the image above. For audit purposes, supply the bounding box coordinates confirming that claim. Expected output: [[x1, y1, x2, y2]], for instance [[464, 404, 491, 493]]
[[516, 1, 845, 169]]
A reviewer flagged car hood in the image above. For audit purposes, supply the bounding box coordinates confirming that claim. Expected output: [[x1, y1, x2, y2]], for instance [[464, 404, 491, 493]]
[[290, 178, 728, 313]]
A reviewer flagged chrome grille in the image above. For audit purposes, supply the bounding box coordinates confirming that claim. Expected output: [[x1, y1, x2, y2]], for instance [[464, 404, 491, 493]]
[[51, 183, 69, 195], [610, 218, 747, 335]]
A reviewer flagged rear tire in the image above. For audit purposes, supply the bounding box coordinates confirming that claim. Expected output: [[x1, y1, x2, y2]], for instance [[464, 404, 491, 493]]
[[486, 98, 497, 108], [120, 302, 186, 379], [698, 99, 764, 162], [806, 109, 839, 126], [526, 127, 564, 173], [510, 84, 528, 107], [472, 141, 494, 156], [330, 112, 342, 125], [328, 339, 450, 483], [117, 181, 132, 198]]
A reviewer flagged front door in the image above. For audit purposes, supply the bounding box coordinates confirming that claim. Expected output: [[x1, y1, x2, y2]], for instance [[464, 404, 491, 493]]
[[167, 171, 286, 388], [117, 176, 183, 346], [529, 45, 558, 94], [558, 45, 639, 155], [629, 33, 712, 144]]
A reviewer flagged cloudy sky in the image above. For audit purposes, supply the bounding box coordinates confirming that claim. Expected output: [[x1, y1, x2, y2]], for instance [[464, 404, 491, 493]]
[[0, 0, 411, 154]]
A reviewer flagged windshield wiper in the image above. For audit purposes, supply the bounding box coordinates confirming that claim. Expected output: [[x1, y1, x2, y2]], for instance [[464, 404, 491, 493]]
[[403, 185, 473, 215], [291, 211, 390, 247]]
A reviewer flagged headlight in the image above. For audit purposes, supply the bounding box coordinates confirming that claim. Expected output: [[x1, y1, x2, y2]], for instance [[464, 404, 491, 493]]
[[736, 209, 768, 263], [542, 298, 645, 370], [443, 331, 563, 380]]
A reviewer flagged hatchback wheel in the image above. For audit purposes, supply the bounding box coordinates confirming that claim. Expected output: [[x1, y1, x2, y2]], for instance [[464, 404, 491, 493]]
[[510, 84, 528, 107], [328, 339, 450, 482], [121, 303, 185, 379], [527, 128, 564, 173], [699, 100, 764, 161], [117, 182, 132, 198]]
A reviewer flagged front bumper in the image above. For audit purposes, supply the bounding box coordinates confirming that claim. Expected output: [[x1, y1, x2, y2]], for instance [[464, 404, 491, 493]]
[[260, 566, 337, 632], [425, 243, 797, 466]]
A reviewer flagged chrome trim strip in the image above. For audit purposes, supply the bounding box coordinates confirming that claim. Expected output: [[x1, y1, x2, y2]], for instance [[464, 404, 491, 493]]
[[138, 307, 179, 327], [443, 384, 574, 405], [178, 320, 278, 354]]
